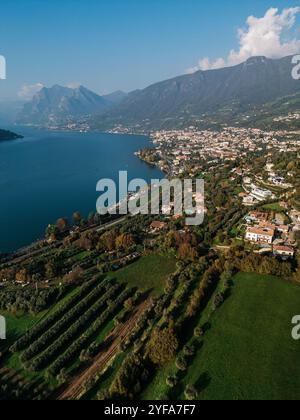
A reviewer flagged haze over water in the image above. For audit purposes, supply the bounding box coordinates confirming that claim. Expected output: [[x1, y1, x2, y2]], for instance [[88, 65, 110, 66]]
[[0, 128, 163, 253]]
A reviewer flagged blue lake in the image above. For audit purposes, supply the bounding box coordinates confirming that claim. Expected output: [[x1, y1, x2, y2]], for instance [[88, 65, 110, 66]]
[[0, 127, 163, 253]]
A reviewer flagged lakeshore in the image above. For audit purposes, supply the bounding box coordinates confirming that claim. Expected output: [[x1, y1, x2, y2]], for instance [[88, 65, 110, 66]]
[[0, 128, 163, 253]]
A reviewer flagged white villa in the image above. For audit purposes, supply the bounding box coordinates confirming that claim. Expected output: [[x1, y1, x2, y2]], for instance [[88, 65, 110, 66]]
[[245, 226, 275, 244]]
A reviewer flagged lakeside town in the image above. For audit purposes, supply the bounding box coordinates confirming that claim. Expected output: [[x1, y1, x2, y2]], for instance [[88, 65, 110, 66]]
[[137, 127, 300, 176], [136, 126, 300, 262]]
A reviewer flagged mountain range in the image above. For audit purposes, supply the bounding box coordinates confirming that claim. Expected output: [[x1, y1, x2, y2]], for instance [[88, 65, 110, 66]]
[[91, 55, 300, 130], [16, 55, 300, 130], [17, 86, 127, 126]]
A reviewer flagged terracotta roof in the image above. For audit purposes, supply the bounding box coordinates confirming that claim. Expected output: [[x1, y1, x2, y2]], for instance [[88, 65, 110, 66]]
[[246, 227, 275, 237], [259, 222, 277, 229], [273, 245, 294, 253], [249, 212, 268, 220], [150, 221, 167, 230]]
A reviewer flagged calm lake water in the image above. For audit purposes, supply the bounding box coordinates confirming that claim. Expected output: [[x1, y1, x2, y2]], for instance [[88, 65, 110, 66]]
[[0, 127, 163, 253]]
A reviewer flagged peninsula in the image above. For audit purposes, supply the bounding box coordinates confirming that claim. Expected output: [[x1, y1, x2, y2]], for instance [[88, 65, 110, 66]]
[[0, 129, 23, 141]]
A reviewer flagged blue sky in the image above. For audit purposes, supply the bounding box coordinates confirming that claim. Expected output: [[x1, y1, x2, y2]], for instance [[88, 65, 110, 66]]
[[0, 0, 300, 100]]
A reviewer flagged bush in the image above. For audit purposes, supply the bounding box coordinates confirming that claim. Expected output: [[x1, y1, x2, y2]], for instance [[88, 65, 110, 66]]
[[109, 354, 149, 399], [194, 327, 204, 338], [176, 356, 188, 371], [184, 384, 198, 400], [147, 328, 179, 365], [166, 375, 178, 388], [183, 345, 195, 357]]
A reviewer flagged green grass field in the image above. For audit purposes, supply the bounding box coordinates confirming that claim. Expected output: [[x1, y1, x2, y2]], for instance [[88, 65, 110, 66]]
[[0, 312, 38, 351], [262, 203, 285, 212], [0, 312, 46, 381], [108, 255, 177, 296], [0, 285, 81, 382], [72, 251, 92, 262], [142, 273, 300, 400]]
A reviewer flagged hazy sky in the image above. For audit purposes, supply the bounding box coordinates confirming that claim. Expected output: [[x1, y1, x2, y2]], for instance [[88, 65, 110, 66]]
[[0, 0, 299, 100]]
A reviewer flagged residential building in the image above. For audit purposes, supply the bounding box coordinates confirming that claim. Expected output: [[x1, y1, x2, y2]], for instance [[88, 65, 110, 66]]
[[245, 226, 275, 244], [273, 245, 295, 258], [150, 221, 168, 232]]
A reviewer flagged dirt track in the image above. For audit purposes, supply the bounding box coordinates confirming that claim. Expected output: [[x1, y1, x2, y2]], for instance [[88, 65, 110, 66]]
[[58, 299, 151, 400]]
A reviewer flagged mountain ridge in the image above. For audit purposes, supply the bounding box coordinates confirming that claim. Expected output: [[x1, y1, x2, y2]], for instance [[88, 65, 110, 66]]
[[90, 55, 300, 130], [16, 56, 300, 130]]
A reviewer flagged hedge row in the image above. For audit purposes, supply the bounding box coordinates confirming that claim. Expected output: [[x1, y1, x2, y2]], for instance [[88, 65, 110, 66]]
[[48, 288, 134, 377], [27, 283, 123, 372], [20, 278, 112, 362], [10, 276, 102, 353]]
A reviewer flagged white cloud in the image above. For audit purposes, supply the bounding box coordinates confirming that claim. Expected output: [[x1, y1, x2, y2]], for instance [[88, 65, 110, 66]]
[[187, 7, 300, 73], [18, 83, 44, 100]]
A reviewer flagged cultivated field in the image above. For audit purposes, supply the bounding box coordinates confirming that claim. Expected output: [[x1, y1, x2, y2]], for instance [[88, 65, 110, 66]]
[[0, 254, 177, 400], [142, 273, 300, 400]]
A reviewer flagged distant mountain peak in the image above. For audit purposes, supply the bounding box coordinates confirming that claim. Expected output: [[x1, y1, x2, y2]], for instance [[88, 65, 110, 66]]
[[17, 85, 115, 126], [245, 56, 268, 65]]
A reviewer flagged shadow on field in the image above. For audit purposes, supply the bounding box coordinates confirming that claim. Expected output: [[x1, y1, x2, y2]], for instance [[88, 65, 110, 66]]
[[195, 372, 211, 392]]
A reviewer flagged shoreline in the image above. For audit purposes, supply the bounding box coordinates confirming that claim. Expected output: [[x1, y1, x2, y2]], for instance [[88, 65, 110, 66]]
[[135, 153, 170, 176], [0, 129, 162, 255], [11, 123, 152, 138]]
